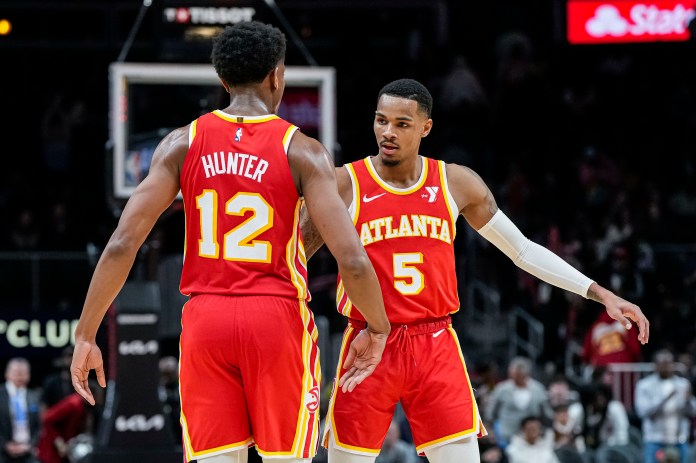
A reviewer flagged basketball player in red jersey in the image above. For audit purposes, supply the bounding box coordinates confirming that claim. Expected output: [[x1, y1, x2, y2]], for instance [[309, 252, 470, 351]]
[[69, 21, 391, 463], [301, 78, 650, 463]]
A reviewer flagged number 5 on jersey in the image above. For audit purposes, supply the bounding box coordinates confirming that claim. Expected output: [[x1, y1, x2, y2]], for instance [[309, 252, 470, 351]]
[[196, 190, 274, 262], [393, 253, 424, 295]]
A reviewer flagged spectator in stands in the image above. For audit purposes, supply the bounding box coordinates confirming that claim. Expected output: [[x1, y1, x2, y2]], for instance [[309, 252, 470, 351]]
[[505, 416, 559, 463], [40, 93, 79, 177], [589, 365, 615, 387], [635, 349, 696, 463], [546, 376, 583, 451], [577, 144, 622, 216], [668, 174, 696, 221], [41, 201, 81, 251], [472, 359, 503, 420], [569, 382, 629, 453], [375, 420, 418, 463], [158, 356, 181, 443], [436, 54, 488, 116], [486, 356, 553, 449], [597, 197, 633, 252], [492, 31, 549, 153], [551, 403, 581, 451], [604, 245, 646, 304], [40, 347, 74, 411], [547, 375, 579, 410], [0, 358, 40, 463], [661, 446, 682, 463], [479, 438, 507, 463], [582, 307, 643, 369], [430, 53, 489, 171], [9, 209, 40, 251], [36, 379, 103, 463], [675, 352, 695, 384]]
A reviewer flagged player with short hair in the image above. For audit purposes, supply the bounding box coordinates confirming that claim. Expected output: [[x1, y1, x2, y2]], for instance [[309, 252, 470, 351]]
[[70, 21, 391, 463], [301, 78, 649, 463]]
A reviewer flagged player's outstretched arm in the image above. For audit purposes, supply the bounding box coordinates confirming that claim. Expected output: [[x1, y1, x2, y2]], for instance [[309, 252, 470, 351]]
[[448, 163, 649, 345], [290, 134, 390, 391], [71, 127, 188, 405]]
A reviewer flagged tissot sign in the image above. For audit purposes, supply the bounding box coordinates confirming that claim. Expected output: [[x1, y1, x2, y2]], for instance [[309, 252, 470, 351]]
[[567, 0, 696, 43], [163, 6, 256, 24]]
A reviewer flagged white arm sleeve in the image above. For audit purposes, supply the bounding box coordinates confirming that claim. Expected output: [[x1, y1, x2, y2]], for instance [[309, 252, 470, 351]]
[[477, 210, 594, 298]]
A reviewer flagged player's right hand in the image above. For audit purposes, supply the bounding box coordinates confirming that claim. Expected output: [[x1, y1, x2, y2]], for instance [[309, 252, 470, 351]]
[[71, 339, 107, 405], [338, 329, 388, 393], [601, 292, 650, 344]]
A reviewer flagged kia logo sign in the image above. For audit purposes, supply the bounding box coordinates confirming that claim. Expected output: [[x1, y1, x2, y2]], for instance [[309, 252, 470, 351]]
[[115, 414, 165, 432], [567, 0, 696, 43], [118, 340, 158, 356]]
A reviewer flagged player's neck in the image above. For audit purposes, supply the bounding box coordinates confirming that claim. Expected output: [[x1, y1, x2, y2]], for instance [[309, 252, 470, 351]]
[[224, 93, 274, 116], [372, 153, 422, 188]]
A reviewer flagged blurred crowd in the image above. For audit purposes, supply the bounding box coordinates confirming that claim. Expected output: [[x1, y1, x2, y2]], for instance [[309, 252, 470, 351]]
[[0, 351, 181, 463], [321, 351, 696, 463], [469, 350, 696, 463], [7, 348, 696, 463]]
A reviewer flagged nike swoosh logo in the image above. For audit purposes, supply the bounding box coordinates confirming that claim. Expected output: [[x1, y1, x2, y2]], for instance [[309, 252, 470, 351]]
[[433, 329, 446, 338], [363, 193, 386, 203]]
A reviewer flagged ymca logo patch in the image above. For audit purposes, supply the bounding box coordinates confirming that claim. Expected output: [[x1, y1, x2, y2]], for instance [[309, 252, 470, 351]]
[[422, 186, 439, 203]]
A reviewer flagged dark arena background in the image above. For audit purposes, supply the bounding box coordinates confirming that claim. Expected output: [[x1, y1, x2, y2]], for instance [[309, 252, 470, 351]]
[[1, 1, 695, 462]]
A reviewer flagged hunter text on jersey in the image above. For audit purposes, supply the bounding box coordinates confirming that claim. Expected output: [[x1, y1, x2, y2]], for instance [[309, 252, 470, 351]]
[[200, 151, 269, 182]]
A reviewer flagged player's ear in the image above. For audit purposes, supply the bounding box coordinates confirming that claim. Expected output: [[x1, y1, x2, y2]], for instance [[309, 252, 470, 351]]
[[269, 66, 280, 91], [219, 78, 231, 94], [422, 119, 433, 138]]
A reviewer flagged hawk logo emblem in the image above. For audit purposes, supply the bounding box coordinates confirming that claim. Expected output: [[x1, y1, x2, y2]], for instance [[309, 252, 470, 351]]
[[305, 386, 320, 413]]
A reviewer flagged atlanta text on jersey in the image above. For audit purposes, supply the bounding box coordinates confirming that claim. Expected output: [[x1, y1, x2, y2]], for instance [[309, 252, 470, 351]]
[[359, 214, 453, 246]]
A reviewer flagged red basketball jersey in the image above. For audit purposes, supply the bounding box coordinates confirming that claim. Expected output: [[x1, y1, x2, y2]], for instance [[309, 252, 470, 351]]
[[336, 156, 459, 323], [179, 110, 309, 300]]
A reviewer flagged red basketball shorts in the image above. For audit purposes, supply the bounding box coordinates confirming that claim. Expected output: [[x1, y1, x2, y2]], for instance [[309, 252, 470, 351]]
[[179, 294, 321, 461], [323, 316, 485, 457]]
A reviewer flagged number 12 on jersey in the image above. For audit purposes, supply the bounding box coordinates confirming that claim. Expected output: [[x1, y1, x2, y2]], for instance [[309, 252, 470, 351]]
[[196, 190, 274, 263]]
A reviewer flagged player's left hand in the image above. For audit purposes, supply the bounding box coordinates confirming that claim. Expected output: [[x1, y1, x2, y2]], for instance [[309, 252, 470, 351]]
[[602, 292, 650, 345], [71, 339, 107, 405], [338, 329, 388, 393]]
